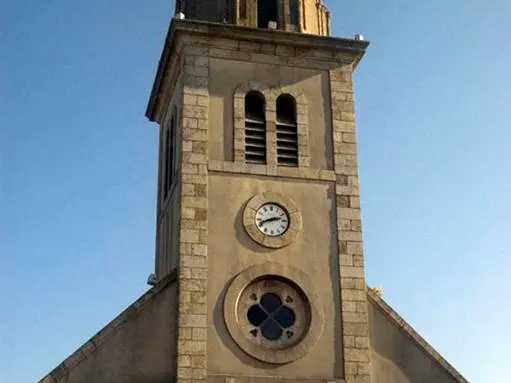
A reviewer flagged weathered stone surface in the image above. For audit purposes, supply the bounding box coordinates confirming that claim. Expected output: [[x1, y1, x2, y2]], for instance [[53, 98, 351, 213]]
[[340, 266, 366, 279], [178, 340, 206, 355], [179, 314, 207, 328], [345, 348, 370, 362], [181, 256, 207, 268], [332, 74, 372, 380], [181, 229, 200, 243]]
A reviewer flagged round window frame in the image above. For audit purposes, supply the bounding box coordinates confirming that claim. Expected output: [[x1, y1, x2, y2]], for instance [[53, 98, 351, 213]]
[[238, 278, 310, 349], [243, 192, 302, 249], [223, 263, 324, 364]]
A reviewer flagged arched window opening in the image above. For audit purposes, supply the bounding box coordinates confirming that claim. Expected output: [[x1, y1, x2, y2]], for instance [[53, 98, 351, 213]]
[[258, 0, 279, 28], [170, 112, 179, 181], [163, 128, 171, 200], [163, 110, 178, 200], [175, 0, 184, 13], [290, 0, 299, 26], [245, 91, 267, 164], [276, 94, 298, 167]]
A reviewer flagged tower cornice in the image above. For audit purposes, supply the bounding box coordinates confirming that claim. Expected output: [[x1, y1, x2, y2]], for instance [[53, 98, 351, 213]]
[[145, 17, 369, 123]]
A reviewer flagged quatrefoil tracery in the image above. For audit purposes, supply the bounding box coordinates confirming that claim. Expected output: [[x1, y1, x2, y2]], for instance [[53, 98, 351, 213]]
[[247, 293, 296, 341]]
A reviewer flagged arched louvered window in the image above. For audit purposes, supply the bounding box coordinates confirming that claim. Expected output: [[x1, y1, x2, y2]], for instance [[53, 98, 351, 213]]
[[276, 94, 298, 167], [163, 110, 178, 200], [245, 91, 267, 164], [163, 127, 171, 201]]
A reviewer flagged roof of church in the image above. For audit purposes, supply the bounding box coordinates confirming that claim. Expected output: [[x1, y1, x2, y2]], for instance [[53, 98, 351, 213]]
[[38, 270, 178, 383], [367, 289, 469, 383]]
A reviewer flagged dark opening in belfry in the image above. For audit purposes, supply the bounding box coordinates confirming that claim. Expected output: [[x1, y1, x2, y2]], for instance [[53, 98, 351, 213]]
[[258, 0, 279, 28], [290, 0, 299, 26]]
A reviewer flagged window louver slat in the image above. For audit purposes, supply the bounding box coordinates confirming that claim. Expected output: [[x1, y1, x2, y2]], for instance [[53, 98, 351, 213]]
[[277, 143, 298, 151], [245, 117, 265, 124], [276, 137, 298, 144], [276, 126, 297, 132], [246, 128, 265, 134]]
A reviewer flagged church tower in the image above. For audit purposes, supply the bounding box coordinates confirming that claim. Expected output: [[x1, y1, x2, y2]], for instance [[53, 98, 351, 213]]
[[38, 2, 470, 383], [146, 1, 371, 382]]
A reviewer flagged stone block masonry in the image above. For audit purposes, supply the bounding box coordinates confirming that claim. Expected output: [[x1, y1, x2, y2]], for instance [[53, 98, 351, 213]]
[[330, 67, 372, 383], [176, 47, 210, 383]]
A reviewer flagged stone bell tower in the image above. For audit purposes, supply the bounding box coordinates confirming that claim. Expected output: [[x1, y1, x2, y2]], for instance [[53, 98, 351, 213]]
[[146, 1, 372, 381], [38, 2, 470, 383]]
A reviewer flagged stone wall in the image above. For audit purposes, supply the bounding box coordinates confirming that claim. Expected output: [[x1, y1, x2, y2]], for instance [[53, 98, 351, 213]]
[[39, 275, 178, 383], [330, 68, 371, 383], [368, 291, 469, 383], [174, 45, 212, 383]]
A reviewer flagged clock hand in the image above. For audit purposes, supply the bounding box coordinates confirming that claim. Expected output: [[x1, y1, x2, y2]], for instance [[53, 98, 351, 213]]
[[259, 217, 281, 226]]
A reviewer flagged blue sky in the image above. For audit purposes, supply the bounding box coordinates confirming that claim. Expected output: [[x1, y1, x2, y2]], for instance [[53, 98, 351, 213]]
[[1, 1, 509, 382]]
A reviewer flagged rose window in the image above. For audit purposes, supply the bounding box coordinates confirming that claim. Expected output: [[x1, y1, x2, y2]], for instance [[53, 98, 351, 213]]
[[237, 277, 310, 349]]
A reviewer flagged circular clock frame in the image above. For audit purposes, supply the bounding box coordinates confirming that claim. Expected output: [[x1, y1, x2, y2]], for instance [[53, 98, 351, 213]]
[[243, 192, 302, 249]]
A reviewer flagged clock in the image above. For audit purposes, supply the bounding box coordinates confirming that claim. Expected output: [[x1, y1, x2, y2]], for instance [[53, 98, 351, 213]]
[[255, 203, 289, 237], [243, 192, 302, 249]]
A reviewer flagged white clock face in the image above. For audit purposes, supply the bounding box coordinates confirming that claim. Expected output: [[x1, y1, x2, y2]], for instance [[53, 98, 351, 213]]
[[255, 203, 290, 237]]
